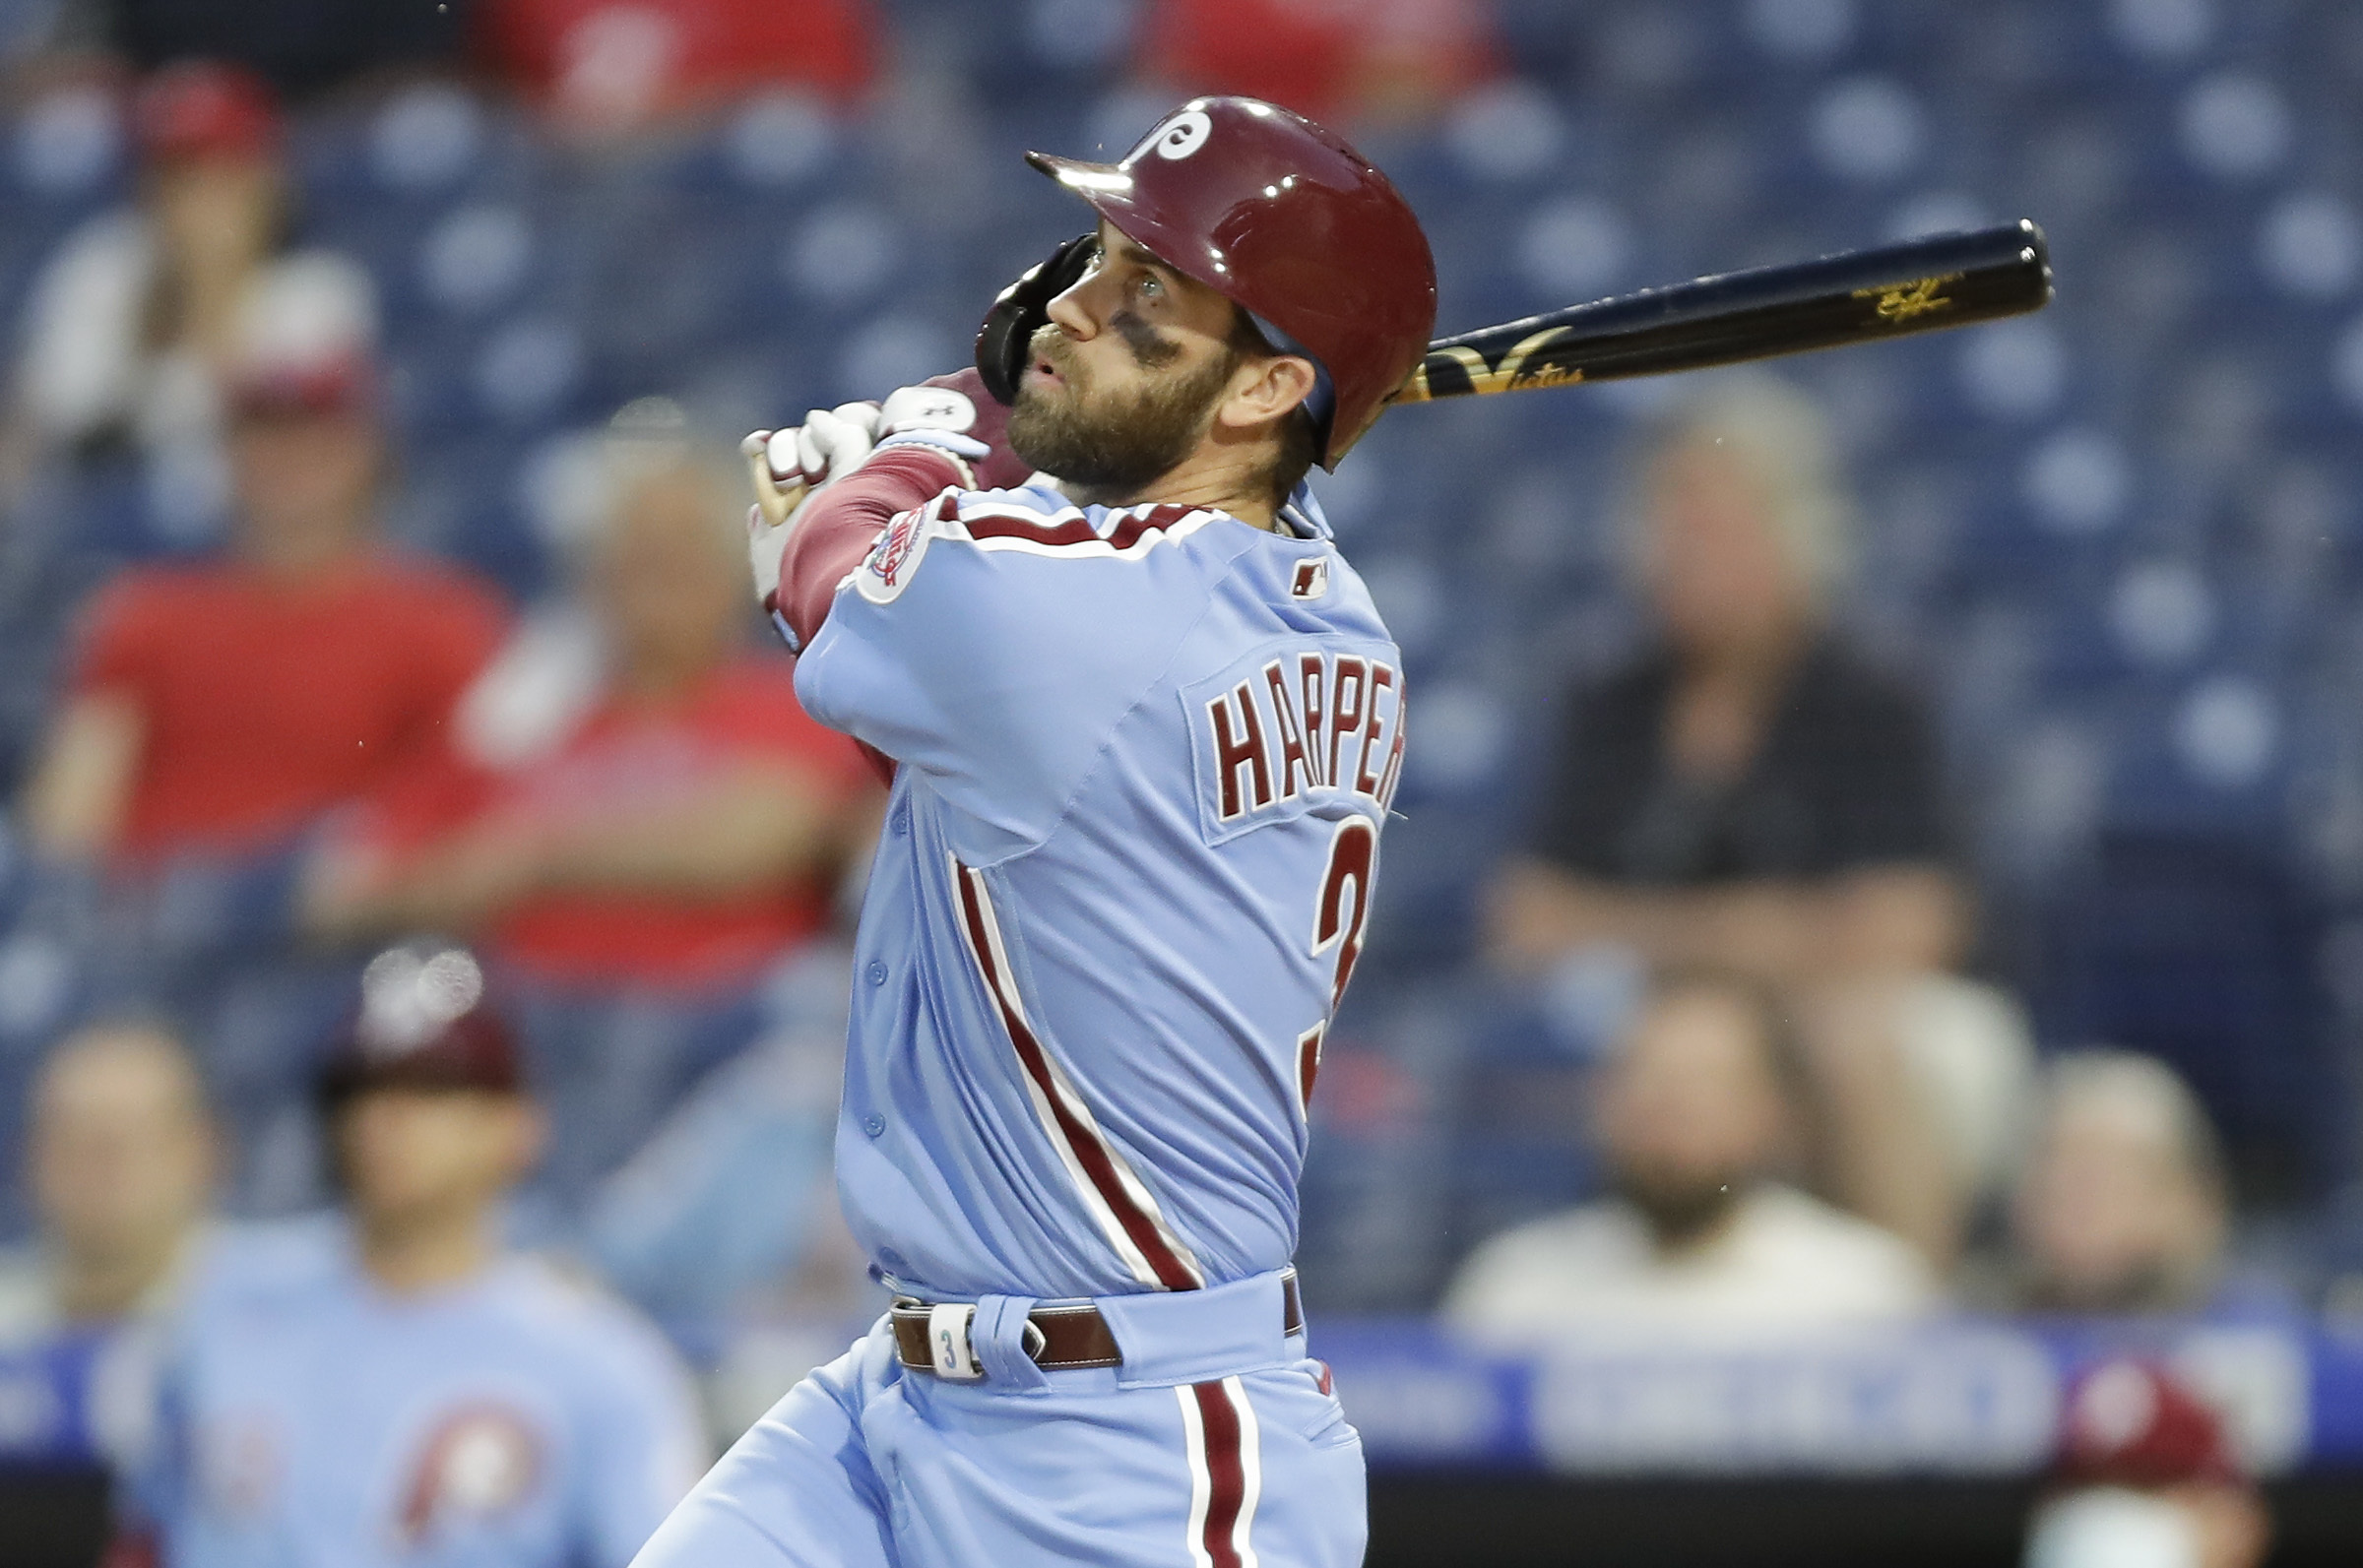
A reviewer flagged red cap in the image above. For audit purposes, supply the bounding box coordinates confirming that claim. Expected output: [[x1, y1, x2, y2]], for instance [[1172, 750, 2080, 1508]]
[[226, 254, 380, 420], [318, 947, 524, 1103], [133, 60, 281, 164], [2054, 1359, 2244, 1489], [1027, 96, 1437, 467], [231, 352, 376, 419]]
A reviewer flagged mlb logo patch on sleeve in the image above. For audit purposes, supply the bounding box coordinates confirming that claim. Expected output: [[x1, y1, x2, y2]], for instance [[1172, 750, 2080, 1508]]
[[1290, 559, 1329, 599]]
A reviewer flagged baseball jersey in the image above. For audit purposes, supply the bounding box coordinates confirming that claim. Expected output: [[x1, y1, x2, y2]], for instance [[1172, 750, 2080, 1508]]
[[794, 478, 1405, 1302], [138, 1219, 704, 1568], [70, 556, 506, 860]]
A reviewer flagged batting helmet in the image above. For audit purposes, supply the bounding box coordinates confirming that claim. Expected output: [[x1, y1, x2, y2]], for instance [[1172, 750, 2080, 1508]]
[[1025, 96, 1437, 467], [317, 945, 524, 1107]]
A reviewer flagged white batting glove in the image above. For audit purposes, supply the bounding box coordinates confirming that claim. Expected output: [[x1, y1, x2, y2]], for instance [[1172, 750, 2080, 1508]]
[[772, 402, 883, 492], [738, 402, 884, 531], [742, 413, 865, 625], [739, 383, 995, 630]]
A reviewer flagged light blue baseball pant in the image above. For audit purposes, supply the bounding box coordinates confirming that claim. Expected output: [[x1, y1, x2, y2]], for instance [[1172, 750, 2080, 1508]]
[[632, 1271, 1366, 1568]]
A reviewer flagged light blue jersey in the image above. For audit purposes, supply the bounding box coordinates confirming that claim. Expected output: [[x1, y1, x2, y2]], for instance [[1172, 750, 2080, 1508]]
[[636, 478, 1385, 1568], [143, 1219, 706, 1568], [794, 482, 1403, 1302]]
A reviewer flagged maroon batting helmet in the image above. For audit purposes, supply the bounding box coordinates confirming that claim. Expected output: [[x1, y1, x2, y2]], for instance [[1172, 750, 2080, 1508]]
[[317, 945, 523, 1106], [1025, 96, 1437, 467], [2054, 1359, 2245, 1489]]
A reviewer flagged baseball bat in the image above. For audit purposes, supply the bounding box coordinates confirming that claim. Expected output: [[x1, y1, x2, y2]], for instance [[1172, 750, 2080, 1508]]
[[1390, 220, 2052, 405]]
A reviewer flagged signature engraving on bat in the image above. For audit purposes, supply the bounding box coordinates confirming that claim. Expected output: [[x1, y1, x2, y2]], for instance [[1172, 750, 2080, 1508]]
[[1856, 273, 1961, 323]]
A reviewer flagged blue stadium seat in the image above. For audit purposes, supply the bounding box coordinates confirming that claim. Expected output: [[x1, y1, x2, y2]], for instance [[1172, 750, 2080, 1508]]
[[2027, 829, 2346, 1205]]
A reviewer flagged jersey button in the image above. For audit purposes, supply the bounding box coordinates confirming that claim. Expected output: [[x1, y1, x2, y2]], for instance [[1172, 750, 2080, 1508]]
[[866, 960, 888, 985], [862, 1113, 886, 1137], [890, 807, 910, 836]]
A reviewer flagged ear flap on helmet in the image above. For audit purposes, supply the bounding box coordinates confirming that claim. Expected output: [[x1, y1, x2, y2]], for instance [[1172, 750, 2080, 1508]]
[[974, 232, 1099, 406]]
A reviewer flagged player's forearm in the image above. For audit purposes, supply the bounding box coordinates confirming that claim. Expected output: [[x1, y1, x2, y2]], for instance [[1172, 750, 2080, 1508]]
[[776, 446, 966, 651]]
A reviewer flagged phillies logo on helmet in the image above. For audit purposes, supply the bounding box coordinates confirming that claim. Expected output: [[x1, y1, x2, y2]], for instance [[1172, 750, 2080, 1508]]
[[1151, 110, 1212, 160]]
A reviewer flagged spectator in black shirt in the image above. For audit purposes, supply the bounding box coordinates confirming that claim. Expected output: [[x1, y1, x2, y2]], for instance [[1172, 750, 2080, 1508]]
[[1488, 375, 2011, 1269]]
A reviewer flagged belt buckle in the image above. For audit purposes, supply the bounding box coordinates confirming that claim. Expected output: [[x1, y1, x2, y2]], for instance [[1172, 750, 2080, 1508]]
[[927, 1302, 985, 1381]]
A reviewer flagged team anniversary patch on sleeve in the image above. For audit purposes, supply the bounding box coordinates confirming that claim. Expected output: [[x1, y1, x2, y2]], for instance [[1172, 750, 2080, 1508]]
[[1182, 636, 1407, 846], [853, 489, 963, 604]]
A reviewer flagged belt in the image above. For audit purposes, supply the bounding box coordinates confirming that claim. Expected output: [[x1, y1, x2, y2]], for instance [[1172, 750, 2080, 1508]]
[[892, 1272, 1303, 1381]]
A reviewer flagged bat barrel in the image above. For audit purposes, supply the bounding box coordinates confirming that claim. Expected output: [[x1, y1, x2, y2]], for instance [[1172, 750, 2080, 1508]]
[[1396, 220, 2053, 403]]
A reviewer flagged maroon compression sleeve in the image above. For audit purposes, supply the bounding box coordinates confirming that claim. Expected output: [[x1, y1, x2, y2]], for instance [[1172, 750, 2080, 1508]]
[[773, 446, 967, 654]]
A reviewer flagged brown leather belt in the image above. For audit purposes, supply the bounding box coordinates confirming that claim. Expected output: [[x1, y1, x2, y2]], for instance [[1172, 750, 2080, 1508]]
[[892, 1273, 1303, 1379]]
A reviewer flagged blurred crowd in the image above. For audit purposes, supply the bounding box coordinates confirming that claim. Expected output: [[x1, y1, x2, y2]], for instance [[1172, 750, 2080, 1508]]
[[0, 1, 2355, 1566]]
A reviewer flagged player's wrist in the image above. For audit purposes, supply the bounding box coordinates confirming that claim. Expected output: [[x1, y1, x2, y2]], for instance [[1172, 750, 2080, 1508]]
[[873, 429, 984, 485]]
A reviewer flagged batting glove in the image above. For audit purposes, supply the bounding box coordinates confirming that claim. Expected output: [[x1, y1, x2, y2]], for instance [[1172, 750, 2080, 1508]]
[[771, 401, 884, 493], [871, 381, 990, 477]]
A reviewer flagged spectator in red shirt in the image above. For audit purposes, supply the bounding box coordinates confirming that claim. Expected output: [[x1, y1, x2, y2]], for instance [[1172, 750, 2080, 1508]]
[[301, 431, 875, 1208], [476, 0, 876, 137], [21, 256, 506, 872], [1134, 0, 1500, 129], [14, 253, 505, 1215]]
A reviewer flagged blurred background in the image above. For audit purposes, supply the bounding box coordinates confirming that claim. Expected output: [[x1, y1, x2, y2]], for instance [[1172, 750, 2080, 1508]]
[[0, 0, 2360, 1565]]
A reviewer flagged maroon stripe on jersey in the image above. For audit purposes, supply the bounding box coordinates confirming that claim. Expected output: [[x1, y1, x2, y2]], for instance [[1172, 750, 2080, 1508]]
[[1101, 504, 1200, 550], [953, 865, 1202, 1291], [1192, 1381, 1249, 1568], [961, 510, 1103, 546], [959, 502, 1202, 552]]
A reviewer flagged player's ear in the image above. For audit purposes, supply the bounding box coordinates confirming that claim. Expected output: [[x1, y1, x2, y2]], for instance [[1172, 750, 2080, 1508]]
[[1216, 353, 1317, 433]]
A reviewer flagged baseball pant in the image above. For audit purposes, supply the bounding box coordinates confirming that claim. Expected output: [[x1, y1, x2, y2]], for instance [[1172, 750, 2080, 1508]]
[[631, 1272, 1366, 1567]]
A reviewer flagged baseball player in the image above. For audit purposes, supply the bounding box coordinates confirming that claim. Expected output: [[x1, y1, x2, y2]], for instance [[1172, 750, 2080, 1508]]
[[635, 96, 1434, 1567], [135, 944, 706, 1568]]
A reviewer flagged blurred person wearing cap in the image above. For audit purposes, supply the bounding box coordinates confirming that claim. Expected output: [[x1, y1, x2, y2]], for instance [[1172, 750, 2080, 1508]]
[[1442, 968, 1939, 1344], [1987, 1051, 2272, 1318], [298, 424, 875, 1216], [6, 61, 288, 489], [1485, 375, 2024, 1270], [2025, 1359, 2270, 1568], [129, 943, 705, 1568], [21, 250, 504, 875], [0, 1020, 216, 1346], [17, 244, 504, 1211]]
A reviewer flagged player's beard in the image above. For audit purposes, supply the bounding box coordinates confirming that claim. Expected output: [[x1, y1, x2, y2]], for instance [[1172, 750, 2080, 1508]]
[[1613, 1164, 1748, 1250], [1008, 324, 1235, 499]]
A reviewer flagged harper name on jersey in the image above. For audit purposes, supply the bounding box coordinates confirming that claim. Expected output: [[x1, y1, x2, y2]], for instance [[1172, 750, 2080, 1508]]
[[1195, 648, 1405, 830], [793, 479, 1403, 1305]]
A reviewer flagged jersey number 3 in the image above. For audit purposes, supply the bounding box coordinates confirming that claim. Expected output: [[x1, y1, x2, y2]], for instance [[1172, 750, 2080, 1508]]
[[1298, 815, 1376, 1115]]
